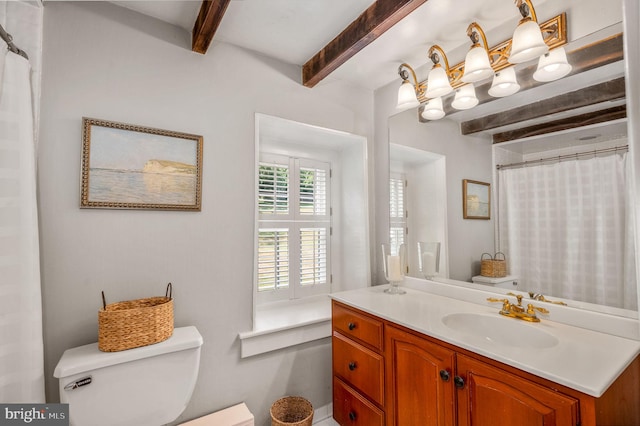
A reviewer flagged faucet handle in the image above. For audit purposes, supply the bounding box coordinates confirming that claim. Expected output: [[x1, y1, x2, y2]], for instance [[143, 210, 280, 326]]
[[507, 292, 523, 306], [487, 297, 511, 311], [527, 304, 550, 315]]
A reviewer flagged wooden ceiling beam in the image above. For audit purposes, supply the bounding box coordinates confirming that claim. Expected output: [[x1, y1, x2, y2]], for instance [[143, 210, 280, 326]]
[[491, 105, 627, 144], [302, 0, 429, 88], [192, 0, 231, 55], [461, 77, 626, 135]]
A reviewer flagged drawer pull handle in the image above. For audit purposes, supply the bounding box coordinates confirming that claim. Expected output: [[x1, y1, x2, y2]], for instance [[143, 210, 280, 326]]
[[454, 375, 465, 389], [348, 322, 356, 330], [439, 369, 450, 382], [348, 362, 357, 371], [349, 411, 357, 421]]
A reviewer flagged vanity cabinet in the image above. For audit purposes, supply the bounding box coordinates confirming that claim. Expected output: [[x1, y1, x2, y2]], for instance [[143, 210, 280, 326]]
[[385, 324, 455, 426], [386, 325, 578, 426], [332, 300, 640, 426], [456, 353, 579, 426], [332, 302, 385, 425]]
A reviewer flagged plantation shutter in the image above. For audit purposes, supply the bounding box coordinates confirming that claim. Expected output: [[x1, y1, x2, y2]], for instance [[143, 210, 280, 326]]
[[299, 166, 328, 216], [257, 154, 331, 301], [389, 173, 406, 256], [258, 160, 289, 218], [257, 229, 289, 291]]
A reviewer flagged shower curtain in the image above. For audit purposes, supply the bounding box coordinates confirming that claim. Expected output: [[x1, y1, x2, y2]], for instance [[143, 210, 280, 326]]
[[498, 153, 637, 310], [0, 32, 45, 402]]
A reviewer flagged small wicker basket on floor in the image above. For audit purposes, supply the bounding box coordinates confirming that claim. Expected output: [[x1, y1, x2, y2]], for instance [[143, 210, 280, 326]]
[[270, 396, 313, 426], [98, 283, 174, 352], [480, 252, 507, 278]]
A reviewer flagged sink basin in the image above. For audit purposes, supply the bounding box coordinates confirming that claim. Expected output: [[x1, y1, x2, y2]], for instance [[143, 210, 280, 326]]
[[441, 313, 559, 349]]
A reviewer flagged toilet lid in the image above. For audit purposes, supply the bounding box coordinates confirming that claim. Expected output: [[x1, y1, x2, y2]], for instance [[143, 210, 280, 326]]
[[54, 326, 203, 378]]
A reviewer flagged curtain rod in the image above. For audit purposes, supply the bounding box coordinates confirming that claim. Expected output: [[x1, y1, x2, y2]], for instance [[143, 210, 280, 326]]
[[0, 23, 28, 60], [496, 145, 629, 170]]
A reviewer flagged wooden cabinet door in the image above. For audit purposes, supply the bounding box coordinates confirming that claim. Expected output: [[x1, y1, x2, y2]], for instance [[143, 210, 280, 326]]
[[456, 354, 579, 426], [386, 326, 456, 426]]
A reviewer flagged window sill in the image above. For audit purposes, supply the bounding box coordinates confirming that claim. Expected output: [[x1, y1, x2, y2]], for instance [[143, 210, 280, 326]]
[[238, 295, 332, 358]]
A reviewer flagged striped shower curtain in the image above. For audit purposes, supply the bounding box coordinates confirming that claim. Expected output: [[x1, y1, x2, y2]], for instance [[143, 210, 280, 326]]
[[0, 4, 44, 403]]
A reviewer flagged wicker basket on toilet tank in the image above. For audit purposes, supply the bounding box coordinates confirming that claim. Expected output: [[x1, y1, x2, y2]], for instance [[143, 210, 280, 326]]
[[98, 283, 174, 352], [480, 253, 507, 278]]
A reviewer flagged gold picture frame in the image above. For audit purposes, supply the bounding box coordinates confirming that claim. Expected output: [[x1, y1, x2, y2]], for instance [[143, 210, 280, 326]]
[[80, 118, 203, 211], [463, 179, 490, 220]]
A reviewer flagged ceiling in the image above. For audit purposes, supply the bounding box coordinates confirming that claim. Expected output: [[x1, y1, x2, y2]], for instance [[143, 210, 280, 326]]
[[110, 0, 622, 91], [110, 0, 626, 147]]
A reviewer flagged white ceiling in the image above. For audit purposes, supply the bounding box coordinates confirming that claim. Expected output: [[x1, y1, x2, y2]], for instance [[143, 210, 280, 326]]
[[111, 0, 622, 91]]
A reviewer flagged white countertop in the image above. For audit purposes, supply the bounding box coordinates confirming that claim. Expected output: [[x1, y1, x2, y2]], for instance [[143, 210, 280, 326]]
[[330, 285, 640, 397]]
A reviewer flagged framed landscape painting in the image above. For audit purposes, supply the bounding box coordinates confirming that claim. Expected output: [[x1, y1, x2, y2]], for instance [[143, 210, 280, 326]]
[[463, 179, 490, 219], [80, 118, 203, 211]]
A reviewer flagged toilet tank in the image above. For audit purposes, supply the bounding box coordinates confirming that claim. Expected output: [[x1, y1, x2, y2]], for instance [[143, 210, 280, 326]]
[[54, 326, 203, 426]]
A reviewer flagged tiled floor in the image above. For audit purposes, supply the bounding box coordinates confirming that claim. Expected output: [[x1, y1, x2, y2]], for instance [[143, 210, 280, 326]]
[[314, 417, 339, 425]]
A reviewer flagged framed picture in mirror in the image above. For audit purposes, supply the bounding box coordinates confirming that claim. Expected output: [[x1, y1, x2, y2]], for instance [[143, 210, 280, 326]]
[[463, 179, 490, 219]]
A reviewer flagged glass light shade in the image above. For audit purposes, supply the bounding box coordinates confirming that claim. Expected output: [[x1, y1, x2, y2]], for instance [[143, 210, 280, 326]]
[[451, 84, 479, 110], [461, 46, 494, 83], [509, 19, 549, 64], [533, 47, 572, 82], [488, 67, 520, 97], [421, 97, 445, 120], [396, 80, 420, 110], [426, 65, 453, 98]]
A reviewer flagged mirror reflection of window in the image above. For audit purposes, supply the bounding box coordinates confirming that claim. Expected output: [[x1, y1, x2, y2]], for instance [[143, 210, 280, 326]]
[[389, 173, 407, 258]]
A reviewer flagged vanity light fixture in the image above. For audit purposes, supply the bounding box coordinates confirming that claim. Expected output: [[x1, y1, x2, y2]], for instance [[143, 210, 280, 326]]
[[451, 84, 479, 110], [425, 45, 454, 99], [533, 46, 572, 82], [509, 0, 549, 64], [488, 66, 521, 97], [396, 63, 423, 110], [394, 1, 568, 118], [461, 22, 494, 83], [421, 97, 445, 120]]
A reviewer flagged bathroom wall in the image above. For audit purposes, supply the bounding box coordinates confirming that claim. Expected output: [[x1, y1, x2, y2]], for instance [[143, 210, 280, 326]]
[[38, 2, 373, 424]]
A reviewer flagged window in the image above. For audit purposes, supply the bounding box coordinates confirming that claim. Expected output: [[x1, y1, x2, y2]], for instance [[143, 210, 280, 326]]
[[257, 153, 331, 303], [389, 172, 406, 256]]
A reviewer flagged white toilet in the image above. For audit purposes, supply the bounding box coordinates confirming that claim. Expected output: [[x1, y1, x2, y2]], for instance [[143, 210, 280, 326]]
[[54, 326, 203, 426], [471, 275, 519, 289]]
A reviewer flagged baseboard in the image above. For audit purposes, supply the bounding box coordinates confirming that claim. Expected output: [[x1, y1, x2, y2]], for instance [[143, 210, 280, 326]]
[[313, 403, 333, 424]]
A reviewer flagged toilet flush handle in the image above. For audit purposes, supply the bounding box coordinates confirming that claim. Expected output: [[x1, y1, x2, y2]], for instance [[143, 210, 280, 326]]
[[64, 376, 92, 391]]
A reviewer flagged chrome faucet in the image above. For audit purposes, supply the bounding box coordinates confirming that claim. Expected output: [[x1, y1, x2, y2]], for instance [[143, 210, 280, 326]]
[[487, 293, 549, 322]]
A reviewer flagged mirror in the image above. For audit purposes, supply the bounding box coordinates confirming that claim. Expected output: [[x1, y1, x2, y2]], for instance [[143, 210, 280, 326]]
[[387, 24, 637, 316], [389, 143, 448, 279]]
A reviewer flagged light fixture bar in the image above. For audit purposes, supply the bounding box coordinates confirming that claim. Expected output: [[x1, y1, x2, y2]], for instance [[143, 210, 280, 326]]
[[418, 32, 624, 123], [417, 12, 566, 103]]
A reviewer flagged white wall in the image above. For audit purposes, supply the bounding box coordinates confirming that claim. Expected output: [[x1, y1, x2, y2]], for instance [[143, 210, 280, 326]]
[[38, 2, 373, 424]]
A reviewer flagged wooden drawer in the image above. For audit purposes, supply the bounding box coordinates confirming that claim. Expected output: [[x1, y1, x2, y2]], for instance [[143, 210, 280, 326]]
[[333, 376, 384, 426], [332, 301, 384, 351], [333, 332, 384, 405]]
